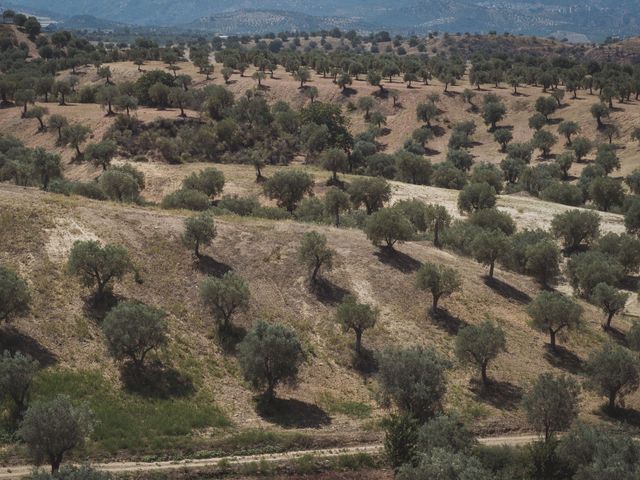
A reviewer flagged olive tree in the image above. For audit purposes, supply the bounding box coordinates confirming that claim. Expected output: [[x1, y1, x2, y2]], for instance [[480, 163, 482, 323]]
[[0, 265, 30, 323], [200, 272, 250, 332], [182, 168, 225, 199], [377, 346, 450, 422], [47, 114, 68, 144], [525, 240, 562, 287], [532, 129, 557, 158], [298, 231, 335, 284], [238, 320, 305, 401], [570, 137, 592, 163], [550, 209, 600, 251], [426, 205, 452, 248], [471, 229, 510, 278], [527, 291, 583, 352], [522, 373, 580, 441], [336, 295, 378, 355], [61, 124, 90, 160], [102, 302, 168, 369], [558, 121, 580, 146], [482, 98, 507, 131], [494, 128, 513, 152], [66, 241, 132, 300], [364, 208, 415, 250], [565, 251, 624, 297], [99, 169, 141, 203], [18, 395, 93, 473], [457, 183, 497, 214], [590, 282, 629, 331], [263, 170, 314, 212], [323, 187, 350, 227], [85, 140, 117, 171], [348, 177, 392, 214], [416, 262, 461, 312], [397, 448, 492, 480], [455, 320, 506, 385], [586, 343, 640, 410], [0, 351, 39, 421], [320, 148, 348, 184], [25, 106, 48, 132], [181, 212, 216, 258]]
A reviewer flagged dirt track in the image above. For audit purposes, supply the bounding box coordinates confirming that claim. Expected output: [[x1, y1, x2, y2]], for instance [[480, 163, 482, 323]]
[[0, 436, 539, 479]]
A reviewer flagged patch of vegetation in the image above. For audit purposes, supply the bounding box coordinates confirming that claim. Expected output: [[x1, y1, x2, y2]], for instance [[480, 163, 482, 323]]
[[30, 370, 229, 455]]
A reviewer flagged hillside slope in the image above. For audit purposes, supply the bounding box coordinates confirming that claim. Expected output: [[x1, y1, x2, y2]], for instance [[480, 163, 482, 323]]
[[1, 183, 637, 461]]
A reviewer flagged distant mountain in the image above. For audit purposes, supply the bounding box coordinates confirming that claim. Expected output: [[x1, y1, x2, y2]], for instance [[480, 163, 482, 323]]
[[54, 15, 125, 31], [3, 0, 638, 40], [185, 9, 372, 35]]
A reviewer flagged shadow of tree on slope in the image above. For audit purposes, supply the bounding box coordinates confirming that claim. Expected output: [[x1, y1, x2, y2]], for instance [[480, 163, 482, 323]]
[[257, 397, 331, 429]]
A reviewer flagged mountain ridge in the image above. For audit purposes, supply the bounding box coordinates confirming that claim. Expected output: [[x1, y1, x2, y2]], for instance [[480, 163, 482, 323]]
[[1, 0, 638, 41]]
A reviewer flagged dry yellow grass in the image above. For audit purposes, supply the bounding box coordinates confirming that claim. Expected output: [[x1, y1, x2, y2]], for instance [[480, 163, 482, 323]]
[[1, 183, 637, 443]]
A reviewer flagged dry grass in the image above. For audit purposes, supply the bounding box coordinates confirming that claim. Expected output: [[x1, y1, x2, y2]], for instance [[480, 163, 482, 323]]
[[1, 183, 638, 450]]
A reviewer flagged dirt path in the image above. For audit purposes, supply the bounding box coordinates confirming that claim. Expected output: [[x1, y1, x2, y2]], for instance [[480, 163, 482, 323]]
[[0, 436, 540, 479]]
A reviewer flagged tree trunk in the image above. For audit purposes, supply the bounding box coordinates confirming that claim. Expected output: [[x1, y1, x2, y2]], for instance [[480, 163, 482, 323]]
[[489, 261, 495, 278], [432, 294, 440, 312], [50, 454, 63, 474], [608, 389, 617, 410], [549, 329, 557, 351], [606, 312, 614, 330], [355, 330, 362, 355], [481, 363, 488, 385], [311, 262, 321, 283], [335, 212, 340, 228]]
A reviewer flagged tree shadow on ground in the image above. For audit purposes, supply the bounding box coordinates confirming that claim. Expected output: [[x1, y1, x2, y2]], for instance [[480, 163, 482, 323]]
[[424, 147, 440, 156], [619, 275, 638, 291], [82, 291, 120, 322], [470, 379, 523, 411], [596, 405, 640, 428], [373, 89, 389, 100], [430, 308, 467, 335], [217, 323, 248, 355], [374, 248, 421, 273], [0, 327, 57, 367], [430, 125, 446, 137], [196, 254, 233, 277], [121, 361, 195, 399], [257, 397, 332, 429], [543, 345, 583, 374], [341, 87, 357, 97], [483, 277, 531, 304], [352, 347, 378, 376], [312, 278, 350, 306], [604, 326, 628, 347]]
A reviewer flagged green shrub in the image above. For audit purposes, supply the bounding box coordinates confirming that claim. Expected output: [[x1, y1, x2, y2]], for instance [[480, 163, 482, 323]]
[[161, 188, 210, 211]]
